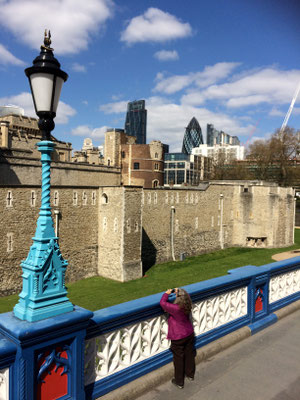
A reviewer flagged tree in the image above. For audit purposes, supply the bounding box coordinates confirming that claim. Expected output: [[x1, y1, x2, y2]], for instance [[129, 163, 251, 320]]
[[210, 150, 253, 180], [246, 127, 300, 186]]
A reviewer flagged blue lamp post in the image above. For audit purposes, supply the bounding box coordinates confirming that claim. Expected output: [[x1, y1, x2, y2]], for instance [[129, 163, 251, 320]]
[[13, 31, 73, 321]]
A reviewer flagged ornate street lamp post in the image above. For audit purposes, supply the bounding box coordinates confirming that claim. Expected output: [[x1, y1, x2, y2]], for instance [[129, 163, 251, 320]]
[[13, 31, 73, 321]]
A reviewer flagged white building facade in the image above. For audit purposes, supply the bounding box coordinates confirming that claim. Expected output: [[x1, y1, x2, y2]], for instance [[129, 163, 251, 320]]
[[192, 144, 245, 162]]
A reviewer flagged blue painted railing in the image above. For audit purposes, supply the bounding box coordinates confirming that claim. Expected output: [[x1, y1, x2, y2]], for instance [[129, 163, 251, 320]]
[[0, 257, 300, 399]]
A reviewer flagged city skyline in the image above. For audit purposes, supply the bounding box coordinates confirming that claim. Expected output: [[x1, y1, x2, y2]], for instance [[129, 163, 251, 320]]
[[0, 0, 300, 151]]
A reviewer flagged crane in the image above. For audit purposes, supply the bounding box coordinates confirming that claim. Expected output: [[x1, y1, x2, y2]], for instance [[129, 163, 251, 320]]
[[280, 81, 300, 132]]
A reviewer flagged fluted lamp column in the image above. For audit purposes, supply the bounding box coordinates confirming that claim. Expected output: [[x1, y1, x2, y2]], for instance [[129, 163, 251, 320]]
[[13, 31, 73, 322]]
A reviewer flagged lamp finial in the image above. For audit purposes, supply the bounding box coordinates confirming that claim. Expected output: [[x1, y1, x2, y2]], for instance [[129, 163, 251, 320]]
[[42, 29, 53, 51]]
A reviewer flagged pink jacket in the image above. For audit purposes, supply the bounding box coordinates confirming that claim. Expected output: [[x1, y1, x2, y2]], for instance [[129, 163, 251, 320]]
[[160, 293, 194, 340]]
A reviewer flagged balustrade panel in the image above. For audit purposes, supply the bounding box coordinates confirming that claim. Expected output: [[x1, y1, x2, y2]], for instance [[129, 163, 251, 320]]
[[269, 269, 300, 304]]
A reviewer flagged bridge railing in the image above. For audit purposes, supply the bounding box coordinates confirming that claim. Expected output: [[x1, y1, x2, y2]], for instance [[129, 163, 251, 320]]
[[0, 257, 300, 399], [84, 257, 300, 399]]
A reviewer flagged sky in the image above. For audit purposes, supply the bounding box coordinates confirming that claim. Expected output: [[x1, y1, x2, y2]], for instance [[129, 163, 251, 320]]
[[0, 0, 300, 152]]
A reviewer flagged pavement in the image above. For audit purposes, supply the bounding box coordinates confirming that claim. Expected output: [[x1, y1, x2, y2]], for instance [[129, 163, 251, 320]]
[[272, 248, 300, 262], [136, 307, 300, 400]]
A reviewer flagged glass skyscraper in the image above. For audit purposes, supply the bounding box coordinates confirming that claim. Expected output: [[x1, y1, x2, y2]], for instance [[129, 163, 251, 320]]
[[124, 100, 147, 144], [182, 117, 203, 154], [207, 123, 240, 146]]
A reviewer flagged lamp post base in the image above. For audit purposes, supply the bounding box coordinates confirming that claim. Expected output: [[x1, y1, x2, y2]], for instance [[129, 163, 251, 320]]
[[13, 297, 74, 322], [13, 238, 74, 322]]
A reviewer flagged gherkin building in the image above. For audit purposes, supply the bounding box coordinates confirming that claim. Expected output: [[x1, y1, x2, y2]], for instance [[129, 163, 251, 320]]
[[182, 117, 203, 154]]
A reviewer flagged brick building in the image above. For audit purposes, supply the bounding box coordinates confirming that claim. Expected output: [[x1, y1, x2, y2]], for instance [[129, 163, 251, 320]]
[[104, 129, 165, 188]]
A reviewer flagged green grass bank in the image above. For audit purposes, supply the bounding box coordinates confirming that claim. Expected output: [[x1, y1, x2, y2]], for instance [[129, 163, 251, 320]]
[[1, 229, 300, 314]]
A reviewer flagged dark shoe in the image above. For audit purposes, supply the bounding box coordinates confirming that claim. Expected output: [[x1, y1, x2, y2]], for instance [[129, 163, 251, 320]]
[[186, 376, 194, 381], [171, 378, 184, 389]]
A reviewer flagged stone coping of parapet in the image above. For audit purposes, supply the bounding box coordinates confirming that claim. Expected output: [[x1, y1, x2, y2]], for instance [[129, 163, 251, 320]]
[[98, 299, 300, 400]]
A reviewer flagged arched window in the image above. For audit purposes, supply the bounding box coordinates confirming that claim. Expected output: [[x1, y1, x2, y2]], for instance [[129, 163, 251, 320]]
[[102, 193, 108, 204], [152, 180, 159, 188]]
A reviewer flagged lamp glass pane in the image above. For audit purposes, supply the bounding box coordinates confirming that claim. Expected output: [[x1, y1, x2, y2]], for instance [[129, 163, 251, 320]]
[[52, 77, 64, 113], [30, 73, 54, 112]]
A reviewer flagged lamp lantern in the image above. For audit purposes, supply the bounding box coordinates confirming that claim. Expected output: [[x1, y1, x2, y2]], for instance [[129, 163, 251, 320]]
[[25, 30, 68, 140]]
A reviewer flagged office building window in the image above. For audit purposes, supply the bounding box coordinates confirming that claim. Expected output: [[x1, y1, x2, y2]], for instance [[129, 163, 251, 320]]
[[134, 162, 140, 170], [177, 170, 185, 184]]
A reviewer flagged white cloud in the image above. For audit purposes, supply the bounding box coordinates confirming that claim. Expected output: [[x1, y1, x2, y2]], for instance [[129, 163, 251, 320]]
[[72, 63, 86, 73], [0, 92, 76, 124], [0, 0, 114, 55], [154, 62, 241, 94], [154, 50, 179, 61], [293, 107, 300, 115], [99, 100, 128, 114], [226, 95, 270, 108], [111, 94, 123, 101], [155, 74, 192, 94], [121, 8, 192, 45], [269, 107, 285, 117], [56, 102, 77, 124], [0, 43, 25, 66], [71, 124, 108, 139], [181, 68, 300, 108]]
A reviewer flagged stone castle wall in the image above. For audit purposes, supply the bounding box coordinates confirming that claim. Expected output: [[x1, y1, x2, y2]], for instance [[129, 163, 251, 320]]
[[0, 181, 295, 296], [141, 187, 226, 269], [0, 186, 99, 296], [141, 182, 295, 269]]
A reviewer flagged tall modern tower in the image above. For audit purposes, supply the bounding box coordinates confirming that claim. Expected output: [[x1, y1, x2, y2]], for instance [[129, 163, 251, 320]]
[[182, 117, 203, 154], [207, 123, 219, 146], [124, 100, 147, 144]]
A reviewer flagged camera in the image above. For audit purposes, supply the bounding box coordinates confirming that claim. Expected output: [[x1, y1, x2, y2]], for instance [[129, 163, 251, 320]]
[[171, 288, 176, 293]]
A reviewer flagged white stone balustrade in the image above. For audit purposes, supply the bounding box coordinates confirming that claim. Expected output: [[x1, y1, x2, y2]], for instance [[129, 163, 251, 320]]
[[192, 287, 247, 335], [269, 268, 300, 304]]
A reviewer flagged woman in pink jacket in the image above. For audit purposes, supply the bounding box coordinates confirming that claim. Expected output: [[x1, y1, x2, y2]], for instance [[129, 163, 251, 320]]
[[160, 288, 196, 389]]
